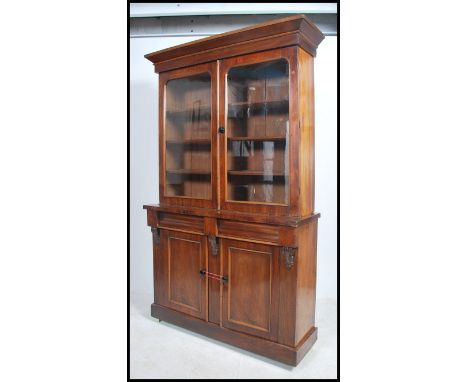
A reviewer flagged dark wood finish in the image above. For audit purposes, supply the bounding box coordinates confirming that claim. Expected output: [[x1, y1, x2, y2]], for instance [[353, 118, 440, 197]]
[[152, 227, 162, 307], [277, 244, 298, 347], [208, 242, 221, 324], [152, 303, 317, 366], [298, 47, 315, 216], [145, 15, 324, 73], [159, 62, 218, 209], [219, 47, 298, 216], [205, 217, 221, 324], [148, 210, 300, 247], [218, 220, 281, 244], [158, 212, 205, 233], [158, 230, 208, 320], [143, 16, 324, 366], [155, 32, 299, 75], [220, 239, 280, 341], [144, 204, 320, 227], [147, 208, 159, 227], [295, 219, 318, 344]]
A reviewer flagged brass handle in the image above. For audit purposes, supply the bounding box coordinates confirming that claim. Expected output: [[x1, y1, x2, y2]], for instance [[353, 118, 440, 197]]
[[199, 269, 228, 285]]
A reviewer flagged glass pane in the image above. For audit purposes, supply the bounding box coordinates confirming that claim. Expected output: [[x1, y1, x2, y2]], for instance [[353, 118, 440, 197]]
[[165, 72, 211, 199], [226, 59, 289, 204]]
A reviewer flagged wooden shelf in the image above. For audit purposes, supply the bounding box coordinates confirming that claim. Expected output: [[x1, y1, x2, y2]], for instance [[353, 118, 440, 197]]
[[228, 170, 285, 176], [166, 105, 211, 113], [228, 136, 286, 141], [228, 100, 288, 108], [227, 100, 289, 119], [166, 139, 211, 144], [166, 169, 211, 175], [165, 107, 211, 118]]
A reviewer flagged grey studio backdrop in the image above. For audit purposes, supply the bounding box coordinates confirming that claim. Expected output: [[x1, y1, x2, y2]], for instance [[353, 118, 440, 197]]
[[130, 13, 337, 301]]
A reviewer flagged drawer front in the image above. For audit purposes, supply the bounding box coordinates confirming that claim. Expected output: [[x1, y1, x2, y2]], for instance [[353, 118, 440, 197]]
[[218, 220, 280, 244], [158, 212, 205, 234]]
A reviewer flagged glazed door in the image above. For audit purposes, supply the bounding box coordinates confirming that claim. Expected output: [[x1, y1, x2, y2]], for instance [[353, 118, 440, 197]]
[[220, 239, 280, 341], [219, 47, 299, 215], [159, 230, 208, 320], [159, 62, 218, 209]]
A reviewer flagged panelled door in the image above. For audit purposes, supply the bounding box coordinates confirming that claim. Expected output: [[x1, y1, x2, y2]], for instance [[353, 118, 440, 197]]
[[219, 47, 299, 216], [159, 62, 218, 209], [220, 238, 280, 341], [159, 229, 208, 320]]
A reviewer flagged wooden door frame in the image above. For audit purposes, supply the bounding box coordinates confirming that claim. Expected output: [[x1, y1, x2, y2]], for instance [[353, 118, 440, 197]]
[[218, 46, 299, 216], [220, 238, 280, 341], [160, 229, 209, 320], [158, 62, 219, 209]]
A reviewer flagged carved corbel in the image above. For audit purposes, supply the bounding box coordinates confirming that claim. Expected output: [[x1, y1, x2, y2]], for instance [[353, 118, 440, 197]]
[[151, 227, 160, 245], [208, 235, 218, 256], [280, 246, 297, 270]]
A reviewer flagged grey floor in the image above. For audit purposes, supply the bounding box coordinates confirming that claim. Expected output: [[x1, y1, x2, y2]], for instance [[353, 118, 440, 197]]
[[130, 292, 337, 379]]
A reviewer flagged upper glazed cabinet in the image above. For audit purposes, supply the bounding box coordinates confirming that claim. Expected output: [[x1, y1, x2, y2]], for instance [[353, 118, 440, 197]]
[[220, 48, 295, 215], [160, 63, 218, 209], [150, 15, 324, 217]]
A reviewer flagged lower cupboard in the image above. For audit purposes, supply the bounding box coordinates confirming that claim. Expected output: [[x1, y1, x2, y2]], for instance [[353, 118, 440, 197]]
[[149, 214, 318, 366]]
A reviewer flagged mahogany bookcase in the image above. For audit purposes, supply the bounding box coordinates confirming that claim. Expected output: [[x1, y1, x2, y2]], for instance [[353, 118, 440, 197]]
[[143, 15, 324, 366]]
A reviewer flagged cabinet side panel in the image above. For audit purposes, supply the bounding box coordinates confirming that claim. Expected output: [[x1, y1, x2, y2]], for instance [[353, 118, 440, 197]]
[[278, 254, 298, 347], [295, 219, 318, 345], [298, 48, 315, 216], [156, 230, 169, 306], [152, 233, 161, 305]]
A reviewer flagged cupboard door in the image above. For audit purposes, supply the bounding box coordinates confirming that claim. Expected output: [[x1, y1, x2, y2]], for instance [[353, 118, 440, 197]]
[[159, 62, 218, 209], [160, 230, 208, 320], [219, 47, 299, 216], [221, 239, 280, 341]]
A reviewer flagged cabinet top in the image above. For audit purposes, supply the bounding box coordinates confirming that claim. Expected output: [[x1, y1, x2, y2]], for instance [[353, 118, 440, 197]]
[[144, 14, 325, 73]]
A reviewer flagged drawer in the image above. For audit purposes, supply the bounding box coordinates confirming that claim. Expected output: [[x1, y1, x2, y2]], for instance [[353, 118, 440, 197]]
[[217, 219, 281, 244], [158, 212, 205, 234]]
